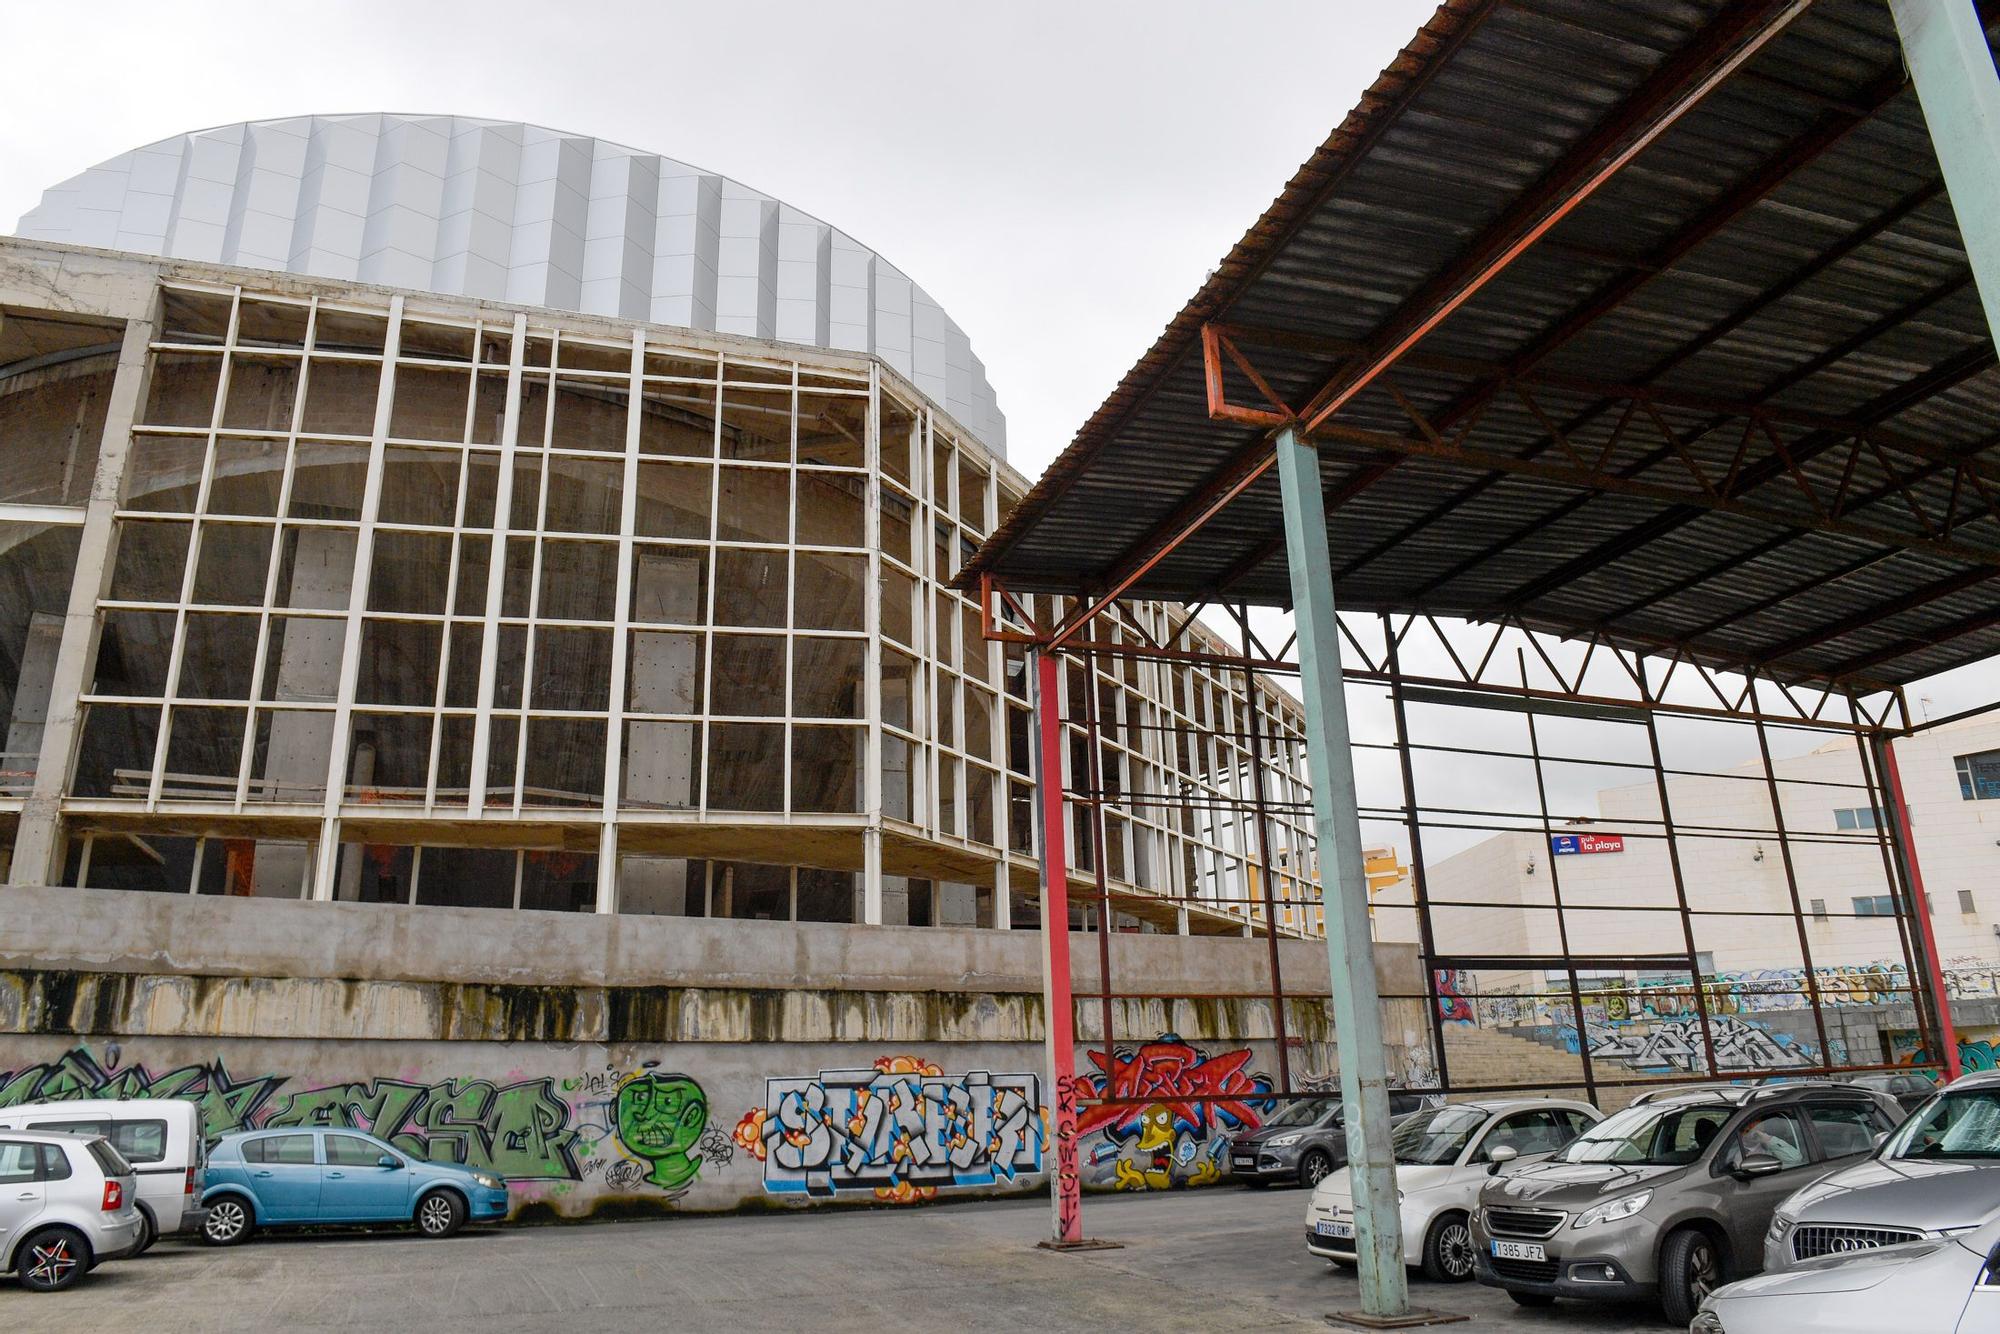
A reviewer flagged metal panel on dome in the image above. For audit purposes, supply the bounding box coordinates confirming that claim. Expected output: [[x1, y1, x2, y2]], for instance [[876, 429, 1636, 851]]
[[14, 114, 1005, 454]]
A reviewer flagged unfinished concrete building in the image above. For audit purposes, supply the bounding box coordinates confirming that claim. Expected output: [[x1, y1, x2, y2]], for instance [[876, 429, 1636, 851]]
[[0, 115, 1324, 940]]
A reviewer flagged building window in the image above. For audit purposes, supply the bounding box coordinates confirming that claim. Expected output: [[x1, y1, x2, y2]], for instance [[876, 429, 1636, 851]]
[[1833, 806, 1882, 830], [1810, 898, 1827, 920], [1957, 750, 2000, 801], [1961, 890, 1978, 916], [1851, 895, 1897, 917]]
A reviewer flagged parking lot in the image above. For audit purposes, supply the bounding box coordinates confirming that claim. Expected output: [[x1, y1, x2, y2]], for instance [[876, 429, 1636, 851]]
[[21, 1189, 1672, 1333]]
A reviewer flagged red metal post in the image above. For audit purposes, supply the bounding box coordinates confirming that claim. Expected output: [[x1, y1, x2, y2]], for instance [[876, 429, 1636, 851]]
[[1880, 738, 1962, 1080], [1035, 650, 1084, 1242]]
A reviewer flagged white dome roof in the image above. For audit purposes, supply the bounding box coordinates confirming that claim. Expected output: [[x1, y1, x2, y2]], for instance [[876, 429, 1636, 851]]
[[16, 113, 1004, 452]]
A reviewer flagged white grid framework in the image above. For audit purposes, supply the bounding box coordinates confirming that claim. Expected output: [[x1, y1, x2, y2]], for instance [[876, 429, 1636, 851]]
[[2, 265, 1321, 936]]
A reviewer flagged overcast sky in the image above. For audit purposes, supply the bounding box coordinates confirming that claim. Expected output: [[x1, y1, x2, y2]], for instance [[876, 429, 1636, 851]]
[[5, 0, 1994, 853], [0, 0, 1438, 474]]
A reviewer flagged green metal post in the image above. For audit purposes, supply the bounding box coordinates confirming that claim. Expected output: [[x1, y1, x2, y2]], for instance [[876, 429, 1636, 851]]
[[1275, 426, 1409, 1316], [1891, 0, 2000, 339]]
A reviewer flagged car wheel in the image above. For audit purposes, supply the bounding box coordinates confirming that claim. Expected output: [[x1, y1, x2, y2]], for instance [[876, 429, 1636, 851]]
[[1507, 1290, 1555, 1308], [1420, 1211, 1476, 1283], [202, 1195, 255, 1247], [1298, 1150, 1335, 1189], [1660, 1227, 1723, 1327], [133, 1207, 157, 1256], [17, 1227, 90, 1292], [416, 1189, 466, 1238]]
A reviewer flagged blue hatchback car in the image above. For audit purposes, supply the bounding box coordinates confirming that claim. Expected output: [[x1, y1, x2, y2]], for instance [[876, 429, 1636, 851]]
[[199, 1128, 510, 1245]]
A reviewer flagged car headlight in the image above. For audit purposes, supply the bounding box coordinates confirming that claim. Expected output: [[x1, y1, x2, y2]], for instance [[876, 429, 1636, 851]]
[[1767, 1213, 1794, 1239], [1690, 1310, 1725, 1334], [1267, 1134, 1303, 1148], [1572, 1190, 1652, 1229], [471, 1173, 506, 1191]]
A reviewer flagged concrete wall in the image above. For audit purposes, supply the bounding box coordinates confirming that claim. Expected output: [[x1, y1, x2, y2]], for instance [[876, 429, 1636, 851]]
[[0, 886, 1428, 1218]]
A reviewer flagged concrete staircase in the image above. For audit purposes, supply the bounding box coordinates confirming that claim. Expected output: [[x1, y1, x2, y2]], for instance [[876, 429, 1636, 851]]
[[1440, 1023, 1649, 1112]]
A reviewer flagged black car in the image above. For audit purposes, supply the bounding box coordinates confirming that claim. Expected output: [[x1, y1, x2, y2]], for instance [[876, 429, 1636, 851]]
[[1227, 1091, 1433, 1187], [1843, 1070, 1936, 1114]]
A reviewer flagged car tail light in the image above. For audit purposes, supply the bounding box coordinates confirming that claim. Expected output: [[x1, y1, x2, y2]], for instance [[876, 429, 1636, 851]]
[[102, 1180, 123, 1211], [185, 1166, 196, 1195]]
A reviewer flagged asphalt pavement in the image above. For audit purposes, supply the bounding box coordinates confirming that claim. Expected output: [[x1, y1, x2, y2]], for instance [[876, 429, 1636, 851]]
[[13, 1187, 1675, 1332]]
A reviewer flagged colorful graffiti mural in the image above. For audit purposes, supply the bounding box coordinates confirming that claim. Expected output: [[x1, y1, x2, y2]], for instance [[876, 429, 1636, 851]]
[[613, 1073, 709, 1191], [0, 1044, 720, 1191], [1889, 1026, 2000, 1081], [734, 1056, 1043, 1202], [1077, 1035, 1274, 1190]]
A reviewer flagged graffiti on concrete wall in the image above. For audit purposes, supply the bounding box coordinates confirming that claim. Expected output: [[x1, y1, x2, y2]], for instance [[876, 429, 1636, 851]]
[[1077, 1034, 1274, 1190], [1584, 1015, 1825, 1073], [0, 1043, 723, 1190], [1461, 959, 1977, 1035], [733, 1056, 1043, 1203], [1435, 969, 1476, 1024], [0, 1043, 282, 1136], [1888, 1026, 2000, 1081]]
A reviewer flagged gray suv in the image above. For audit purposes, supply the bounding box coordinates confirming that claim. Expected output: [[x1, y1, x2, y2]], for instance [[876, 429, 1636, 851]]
[[1768, 1069, 2000, 1271], [1471, 1083, 1899, 1325], [1227, 1091, 1432, 1187]]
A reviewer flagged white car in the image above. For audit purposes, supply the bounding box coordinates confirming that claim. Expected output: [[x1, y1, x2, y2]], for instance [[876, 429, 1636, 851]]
[[1305, 1098, 1601, 1281], [1697, 1209, 2000, 1333], [0, 1098, 208, 1250], [0, 1130, 146, 1292]]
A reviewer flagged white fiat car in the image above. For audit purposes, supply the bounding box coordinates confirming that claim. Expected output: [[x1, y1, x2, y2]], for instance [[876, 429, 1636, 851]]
[[1306, 1098, 1601, 1281]]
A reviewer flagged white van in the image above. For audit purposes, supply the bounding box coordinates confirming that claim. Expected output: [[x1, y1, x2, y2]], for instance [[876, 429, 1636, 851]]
[[0, 1100, 206, 1251]]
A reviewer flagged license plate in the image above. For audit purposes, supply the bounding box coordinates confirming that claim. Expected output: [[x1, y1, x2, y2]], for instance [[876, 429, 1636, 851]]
[[1491, 1240, 1546, 1261], [1233, 1157, 1255, 1167], [1315, 1220, 1355, 1239]]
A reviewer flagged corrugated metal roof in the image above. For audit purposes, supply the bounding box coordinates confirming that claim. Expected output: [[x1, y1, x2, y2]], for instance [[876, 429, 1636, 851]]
[[964, 0, 2000, 691]]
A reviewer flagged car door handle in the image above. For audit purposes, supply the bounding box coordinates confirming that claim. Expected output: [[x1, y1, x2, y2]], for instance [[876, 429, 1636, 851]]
[[327, 1172, 344, 1179], [15, 1191, 34, 1200], [254, 1170, 274, 1178]]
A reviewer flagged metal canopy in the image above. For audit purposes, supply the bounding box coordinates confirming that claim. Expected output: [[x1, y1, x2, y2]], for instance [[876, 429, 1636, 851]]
[[963, 0, 2000, 692]]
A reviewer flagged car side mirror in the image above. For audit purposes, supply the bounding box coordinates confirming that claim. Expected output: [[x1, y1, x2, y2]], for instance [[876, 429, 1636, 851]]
[[1735, 1152, 1783, 1179], [378, 1155, 401, 1169], [1487, 1145, 1518, 1176]]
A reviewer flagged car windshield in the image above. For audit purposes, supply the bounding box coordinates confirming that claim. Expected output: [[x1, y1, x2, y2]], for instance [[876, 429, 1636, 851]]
[[1553, 1100, 1734, 1165], [1265, 1097, 1339, 1130], [1391, 1106, 1488, 1165], [1887, 1088, 2000, 1160]]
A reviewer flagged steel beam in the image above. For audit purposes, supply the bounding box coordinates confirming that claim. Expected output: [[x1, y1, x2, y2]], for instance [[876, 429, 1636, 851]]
[[1273, 426, 1407, 1316], [1893, 0, 2000, 345], [1879, 736, 1962, 1080], [1033, 651, 1084, 1243]]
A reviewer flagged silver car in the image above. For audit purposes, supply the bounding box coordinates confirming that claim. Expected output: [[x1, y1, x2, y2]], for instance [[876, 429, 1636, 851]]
[[1698, 1209, 2000, 1333], [1767, 1070, 2000, 1272], [0, 1129, 146, 1292]]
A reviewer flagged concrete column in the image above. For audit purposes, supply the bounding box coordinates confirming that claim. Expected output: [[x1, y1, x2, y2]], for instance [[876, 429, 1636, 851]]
[[596, 328, 647, 915], [863, 363, 885, 923], [1891, 0, 2000, 339], [11, 313, 156, 886], [1274, 425, 1408, 1317], [467, 313, 530, 814], [310, 296, 404, 899], [5, 612, 64, 770]]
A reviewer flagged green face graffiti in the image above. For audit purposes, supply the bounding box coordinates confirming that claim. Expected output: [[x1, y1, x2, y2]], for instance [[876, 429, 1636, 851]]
[[614, 1073, 708, 1191]]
